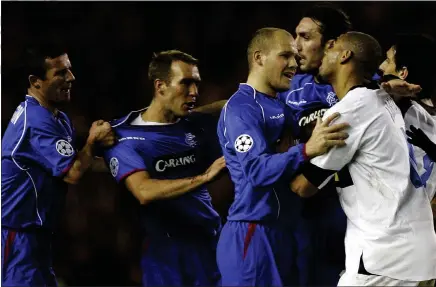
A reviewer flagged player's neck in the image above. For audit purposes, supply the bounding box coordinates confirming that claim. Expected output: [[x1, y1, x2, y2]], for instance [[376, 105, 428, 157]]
[[27, 88, 59, 116], [331, 72, 363, 100], [246, 72, 277, 98], [142, 100, 178, 124]]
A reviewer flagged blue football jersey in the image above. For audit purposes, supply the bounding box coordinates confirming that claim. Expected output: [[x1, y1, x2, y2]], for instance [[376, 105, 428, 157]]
[[279, 73, 339, 141], [103, 109, 222, 236], [217, 84, 308, 227], [2, 95, 76, 230]]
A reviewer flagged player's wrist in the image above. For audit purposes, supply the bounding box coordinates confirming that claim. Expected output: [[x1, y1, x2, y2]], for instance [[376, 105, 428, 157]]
[[84, 137, 99, 157], [302, 143, 309, 161], [199, 172, 210, 184], [86, 135, 97, 146], [303, 142, 316, 159]]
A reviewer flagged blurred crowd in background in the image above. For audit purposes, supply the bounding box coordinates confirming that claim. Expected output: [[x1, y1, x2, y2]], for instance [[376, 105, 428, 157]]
[[2, 1, 436, 285]]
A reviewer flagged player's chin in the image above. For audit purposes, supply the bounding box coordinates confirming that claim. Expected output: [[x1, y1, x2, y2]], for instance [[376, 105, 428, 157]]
[[178, 108, 191, 117], [298, 63, 310, 72], [275, 79, 292, 92], [57, 91, 71, 103]]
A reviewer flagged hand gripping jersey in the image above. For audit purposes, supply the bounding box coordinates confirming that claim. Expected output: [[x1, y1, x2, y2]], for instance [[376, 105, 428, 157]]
[[279, 73, 339, 141], [303, 88, 436, 281], [103, 110, 222, 237], [279, 73, 347, 285]]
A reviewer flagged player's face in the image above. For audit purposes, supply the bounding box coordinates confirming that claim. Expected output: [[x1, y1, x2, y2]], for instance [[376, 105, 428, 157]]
[[379, 47, 399, 77], [295, 17, 324, 73], [264, 32, 298, 92], [41, 54, 75, 105], [318, 36, 343, 82], [165, 61, 201, 117]]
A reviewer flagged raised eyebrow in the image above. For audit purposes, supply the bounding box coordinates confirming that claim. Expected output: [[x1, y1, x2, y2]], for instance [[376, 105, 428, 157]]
[[55, 67, 68, 75], [181, 77, 201, 84], [280, 51, 294, 56], [297, 31, 308, 37]]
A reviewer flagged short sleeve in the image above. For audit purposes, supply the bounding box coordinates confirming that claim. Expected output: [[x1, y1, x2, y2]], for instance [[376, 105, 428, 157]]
[[29, 123, 77, 178], [103, 141, 147, 183]]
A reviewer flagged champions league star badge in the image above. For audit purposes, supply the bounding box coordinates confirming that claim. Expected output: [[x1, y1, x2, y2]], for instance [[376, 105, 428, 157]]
[[109, 157, 119, 177], [56, 139, 74, 157], [235, 134, 254, 153]]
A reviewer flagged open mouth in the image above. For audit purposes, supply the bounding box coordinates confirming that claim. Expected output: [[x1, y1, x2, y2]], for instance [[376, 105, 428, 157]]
[[61, 88, 71, 94], [283, 71, 295, 80], [185, 102, 196, 110]]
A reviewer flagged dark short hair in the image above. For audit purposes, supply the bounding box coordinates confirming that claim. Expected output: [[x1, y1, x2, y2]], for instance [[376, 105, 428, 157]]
[[391, 34, 436, 99], [147, 50, 199, 85], [343, 32, 383, 80], [302, 3, 352, 44], [25, 44, 68, 80]]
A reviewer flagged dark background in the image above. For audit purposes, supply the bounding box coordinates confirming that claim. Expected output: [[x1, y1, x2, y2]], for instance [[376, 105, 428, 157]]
[[2, 1, 436, 285]]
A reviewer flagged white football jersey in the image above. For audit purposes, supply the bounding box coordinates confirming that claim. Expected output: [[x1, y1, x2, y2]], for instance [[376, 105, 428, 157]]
[[403, 100, 436, 200], [304, 87, 436, 281]]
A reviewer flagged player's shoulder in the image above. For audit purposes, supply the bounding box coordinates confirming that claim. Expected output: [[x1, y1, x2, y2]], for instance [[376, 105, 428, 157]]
[[23, 97, 63, 129], [405, 100, 436, 126], [292, 73, 315, 86], [224, 84, 263, 116], [323, 87, 373, 120], [286, 73, 316, 93], [345, 86, 380, 106], [413, 100, 436, 117], [279, 73, 317, 102], [110, 108, 147, 130]]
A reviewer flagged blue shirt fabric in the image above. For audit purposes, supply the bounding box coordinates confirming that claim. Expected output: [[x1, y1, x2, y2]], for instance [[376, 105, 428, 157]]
[[217, 83, 307, 227], [103, 110, 222, 237], [278, 73, 339, 142], [2, 95, 76, 230]]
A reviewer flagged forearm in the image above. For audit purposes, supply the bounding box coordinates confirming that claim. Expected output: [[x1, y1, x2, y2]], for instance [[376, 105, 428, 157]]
[[63, 141, 95, 184], [290, 174, 319, 198], [91, 157, 109, 172], [244, 144, 307, 187], [134, 174, 208, 205], [194, 100, 228, 114]]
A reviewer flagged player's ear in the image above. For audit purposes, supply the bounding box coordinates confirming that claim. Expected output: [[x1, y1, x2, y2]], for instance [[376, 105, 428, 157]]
[[340, 50, 353, 64], [254, 50, 264, 67], [28, 75, 41, 89], [398, 66, 409, 80], [154, 79, 167, 96]]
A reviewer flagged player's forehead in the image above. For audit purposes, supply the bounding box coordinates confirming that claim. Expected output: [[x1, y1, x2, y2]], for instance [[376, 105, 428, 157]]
[[170, 60, 201, 81], [296, 17, 321, 36], [45, 54, 71, 71], [270, 31, 297, 54], [387, 47, 396, 59]]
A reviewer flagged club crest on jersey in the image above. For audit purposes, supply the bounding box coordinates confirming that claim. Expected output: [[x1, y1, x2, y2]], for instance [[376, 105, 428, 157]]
[[326, 92, 338, 106], [185, 133, 197, 148], [56, 139, 74, 157], [235, 134, 253, 153], [109, 157, 119, 177]]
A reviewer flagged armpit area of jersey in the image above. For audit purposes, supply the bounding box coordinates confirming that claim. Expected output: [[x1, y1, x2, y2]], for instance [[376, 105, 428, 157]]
[[301, 161, 336, 188]]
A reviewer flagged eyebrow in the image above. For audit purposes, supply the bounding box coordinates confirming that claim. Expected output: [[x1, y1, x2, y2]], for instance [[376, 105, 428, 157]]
[[180, 77, 201, 84]]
